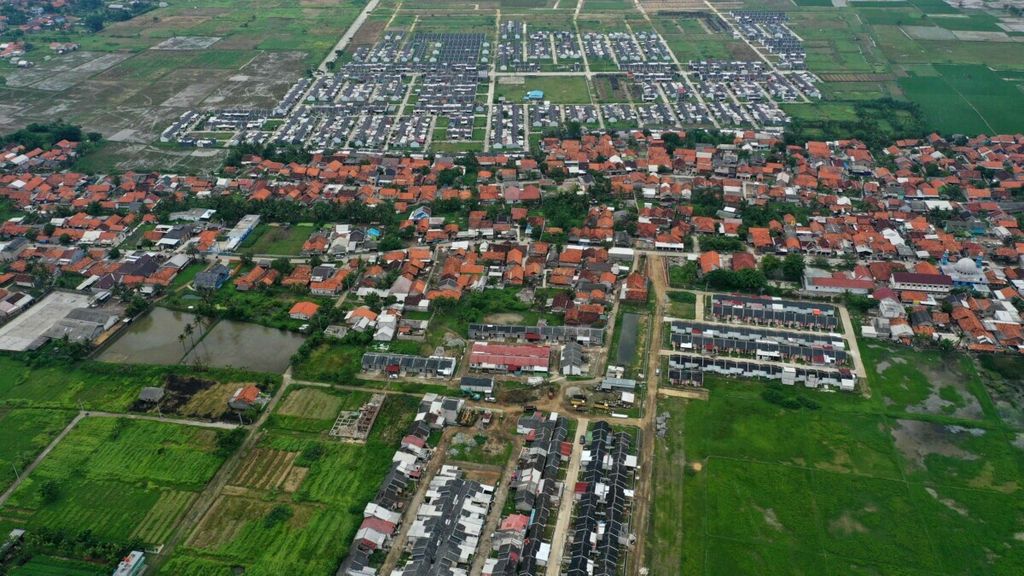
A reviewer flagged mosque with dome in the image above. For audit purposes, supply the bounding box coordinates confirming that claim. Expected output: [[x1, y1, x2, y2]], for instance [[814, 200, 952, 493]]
[[938, 252, 989, 292]]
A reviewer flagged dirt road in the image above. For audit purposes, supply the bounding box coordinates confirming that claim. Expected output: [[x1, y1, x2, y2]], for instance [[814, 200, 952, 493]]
[[470, 436, 525, 576], [628, 254, 667, 575], [546, 418, 588, 576], [379, 430, 455, 574]]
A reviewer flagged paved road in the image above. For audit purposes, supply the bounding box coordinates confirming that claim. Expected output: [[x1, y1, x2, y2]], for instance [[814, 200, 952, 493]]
[[838, 304, 870, 391], [318, 0, 381, 73], [546, 418, 589, 576]]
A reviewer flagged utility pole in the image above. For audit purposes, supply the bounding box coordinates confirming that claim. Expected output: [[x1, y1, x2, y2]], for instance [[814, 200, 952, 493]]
[[11, 463, 20, 483]]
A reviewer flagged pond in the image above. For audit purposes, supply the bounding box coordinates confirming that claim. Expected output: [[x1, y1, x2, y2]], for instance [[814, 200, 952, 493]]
[[99, 309, 305, 374], [616, 313, 640, 366], [99, 307, 202, 365], [182, 319, 305, 374]]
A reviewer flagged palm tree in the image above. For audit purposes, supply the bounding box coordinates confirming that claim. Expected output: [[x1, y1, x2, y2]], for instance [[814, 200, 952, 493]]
[[184, 322, 196, 349], [178, 333, 187, 354]]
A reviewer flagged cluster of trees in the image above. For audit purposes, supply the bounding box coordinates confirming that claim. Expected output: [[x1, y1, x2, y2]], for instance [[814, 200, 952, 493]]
[[660, 130, 736, 155], [784, 98, 925, 151], [740, 201, 812, 229], [697, 235, 745, 252], [5, 528, 144, 571], [541, 191, 589, 231], [690, 188, 724, 218], [760, 253, 805, 282], [223, 142, 312, 168], [670, 253, 805, 294], [1, 121, 100, 151]]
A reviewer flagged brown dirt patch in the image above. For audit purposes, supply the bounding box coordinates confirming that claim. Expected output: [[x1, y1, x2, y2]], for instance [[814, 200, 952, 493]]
[[891, 419, 980, 469], [231, 448, 302, 491], [484, 312, 525, 323], [179, 380, 238, 419], [188, 496, 273, 549], [830, 512, 868, 535], [282, 466, 309, 493]]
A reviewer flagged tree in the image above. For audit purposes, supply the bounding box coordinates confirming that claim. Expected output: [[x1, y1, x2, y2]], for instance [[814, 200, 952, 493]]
[[84, 14, 105, 32], [108, 247, 121, 259], [59, 233, 72, 245], [782, 254, 805, 282], [40, 480, 61, 504], [270, 257, 293, 275], [760, 254, 782, 279]]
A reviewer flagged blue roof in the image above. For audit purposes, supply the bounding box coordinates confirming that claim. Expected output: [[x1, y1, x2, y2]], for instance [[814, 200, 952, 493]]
[[525, 90, 544, 99]]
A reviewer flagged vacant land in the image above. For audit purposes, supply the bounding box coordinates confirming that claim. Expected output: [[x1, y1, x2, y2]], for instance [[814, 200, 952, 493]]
[[241, 223, 316, 255], [0, 355, 277, 415], [0, 418, 228, 546], [166, 393, 420, 575], [650, 340, 1024, 575], [494, 76, 592, 104], [0, 0, 368, 170], [269, 386, 371, 433], [7, 556, 106, 576]]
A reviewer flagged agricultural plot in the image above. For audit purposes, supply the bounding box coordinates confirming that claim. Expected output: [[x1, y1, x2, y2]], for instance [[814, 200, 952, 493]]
[[0, 418, 229, 546], [170, 394, 421, 575], [7, 556, 106, 576], [0, 409, 77, 492], [650, 340, 1024, 576], [0, 355, 277, 418], [269, 386, 372, 433], [0, 0, 364, 170]]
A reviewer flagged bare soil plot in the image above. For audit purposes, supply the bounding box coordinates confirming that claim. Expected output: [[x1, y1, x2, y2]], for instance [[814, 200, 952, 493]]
[[152, 36, 223, 50], [230, 448, 308, 492], [891, 419, 980, 469], [179, 380, 239, 420]]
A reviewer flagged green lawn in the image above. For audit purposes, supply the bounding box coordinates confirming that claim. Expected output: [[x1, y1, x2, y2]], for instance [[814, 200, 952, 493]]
[[649, 341, 1024, 576], [666, 291, 696, 320], [240, 223, 314, 256], [493, 76, 592, 104]]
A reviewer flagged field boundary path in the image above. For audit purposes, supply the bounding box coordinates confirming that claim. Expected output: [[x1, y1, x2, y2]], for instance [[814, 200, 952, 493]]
[[546, 418, 588, 576], [0, 412, 85, 506], [148, 368, 294, 572], [838, 304, 870, 394]]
